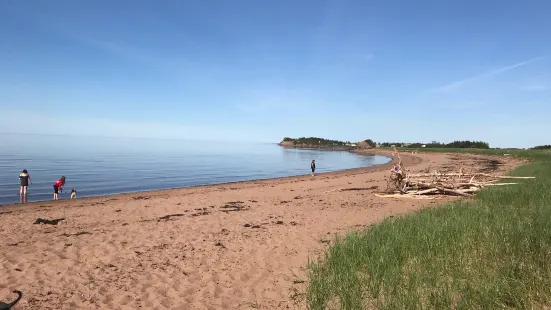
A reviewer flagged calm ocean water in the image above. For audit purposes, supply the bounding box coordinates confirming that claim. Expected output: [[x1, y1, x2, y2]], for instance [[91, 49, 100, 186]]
[[0, 134, 390, 205]]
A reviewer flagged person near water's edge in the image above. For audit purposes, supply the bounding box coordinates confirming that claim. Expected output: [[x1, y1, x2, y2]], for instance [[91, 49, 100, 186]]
[[19, 169, 31, 202], [311, 159, 316, 176], [53, 176, 66, 200]]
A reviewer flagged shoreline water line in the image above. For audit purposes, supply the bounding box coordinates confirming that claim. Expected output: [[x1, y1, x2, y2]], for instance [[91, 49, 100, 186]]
[[0, 150, 394, 207]]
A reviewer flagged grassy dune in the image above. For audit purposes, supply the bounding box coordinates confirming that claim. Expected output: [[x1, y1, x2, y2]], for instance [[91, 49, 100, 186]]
[[306, 149, 551, 309]]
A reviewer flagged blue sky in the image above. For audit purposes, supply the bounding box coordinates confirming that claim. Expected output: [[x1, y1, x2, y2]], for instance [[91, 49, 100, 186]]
[[1, 0, 550, 148]]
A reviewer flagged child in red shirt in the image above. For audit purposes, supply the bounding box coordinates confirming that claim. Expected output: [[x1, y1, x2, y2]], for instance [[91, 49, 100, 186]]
[[53, 176, 66, 200]]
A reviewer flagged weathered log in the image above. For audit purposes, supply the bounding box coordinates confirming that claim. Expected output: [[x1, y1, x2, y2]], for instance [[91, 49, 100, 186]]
[[410, 172, 535, 180], [374, 193, 441, 200], [415, 188, 440, 195], [408, 173, 465, 177], [435, 187, 472, 197], [480, 173, 535, 179]]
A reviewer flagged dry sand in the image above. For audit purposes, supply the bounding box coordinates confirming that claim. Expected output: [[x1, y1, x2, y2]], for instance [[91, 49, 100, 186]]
[[0, 150, 523, 309]]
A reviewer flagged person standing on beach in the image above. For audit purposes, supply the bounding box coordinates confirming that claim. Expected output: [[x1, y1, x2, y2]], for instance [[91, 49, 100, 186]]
[[53, 176, 66, 200], [311, 159, 316, 176], [19, 169, 31, 202]]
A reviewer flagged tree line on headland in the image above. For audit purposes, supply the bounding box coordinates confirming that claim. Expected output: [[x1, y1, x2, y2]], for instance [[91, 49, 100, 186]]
[[281, 137, 349, 146], [280, 137, 490, 149], [532, 145, 551, 150], [379, 141, 490, 149], [280, 137, 551, 150]]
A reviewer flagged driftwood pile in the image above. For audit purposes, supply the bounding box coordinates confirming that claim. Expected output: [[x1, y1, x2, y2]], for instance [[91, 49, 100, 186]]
[[377, 147, 535, 199]]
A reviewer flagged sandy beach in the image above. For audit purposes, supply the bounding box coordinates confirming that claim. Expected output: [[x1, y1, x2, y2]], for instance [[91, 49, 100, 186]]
[[0, 150, 523, 309]]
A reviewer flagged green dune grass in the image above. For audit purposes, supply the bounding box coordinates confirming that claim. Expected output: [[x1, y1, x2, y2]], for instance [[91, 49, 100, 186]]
[[306, 149, 551, 309]]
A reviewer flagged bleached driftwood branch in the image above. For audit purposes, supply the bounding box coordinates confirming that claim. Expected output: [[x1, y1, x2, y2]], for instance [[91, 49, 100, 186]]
[[378, 149, 534, 199]]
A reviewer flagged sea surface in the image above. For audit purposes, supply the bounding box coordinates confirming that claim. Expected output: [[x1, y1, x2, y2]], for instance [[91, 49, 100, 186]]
[[0, 134, 391, 205]]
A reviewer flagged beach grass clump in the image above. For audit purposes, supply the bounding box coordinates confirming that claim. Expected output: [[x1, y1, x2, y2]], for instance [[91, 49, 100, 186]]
[[306, 150, 551, 309]]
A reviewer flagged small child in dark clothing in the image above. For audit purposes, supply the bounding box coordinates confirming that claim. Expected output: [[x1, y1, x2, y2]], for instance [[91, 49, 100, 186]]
[[311, 159, 316, 176]]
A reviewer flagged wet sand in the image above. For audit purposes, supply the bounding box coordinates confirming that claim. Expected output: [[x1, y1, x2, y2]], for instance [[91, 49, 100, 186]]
[[0, 150, 523, 309]]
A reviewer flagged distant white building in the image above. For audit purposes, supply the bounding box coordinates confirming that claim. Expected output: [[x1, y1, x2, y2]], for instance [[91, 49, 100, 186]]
[[421, 144, 426, 148]]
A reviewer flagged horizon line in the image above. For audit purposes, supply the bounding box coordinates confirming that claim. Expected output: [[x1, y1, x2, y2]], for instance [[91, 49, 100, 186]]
[[0, 132, 275, 144]]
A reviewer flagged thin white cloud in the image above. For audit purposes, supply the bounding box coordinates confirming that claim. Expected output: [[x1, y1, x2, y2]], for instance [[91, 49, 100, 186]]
[[520, 83, 550, 91], [236, 99, 312, 114], [78, 38, 192, 72], [4, 6, 204, 75], [428, 55, 550, 93], [445, 101, 487, 110], [234, 87, 324, 114], [236, 97, 316, 113]]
